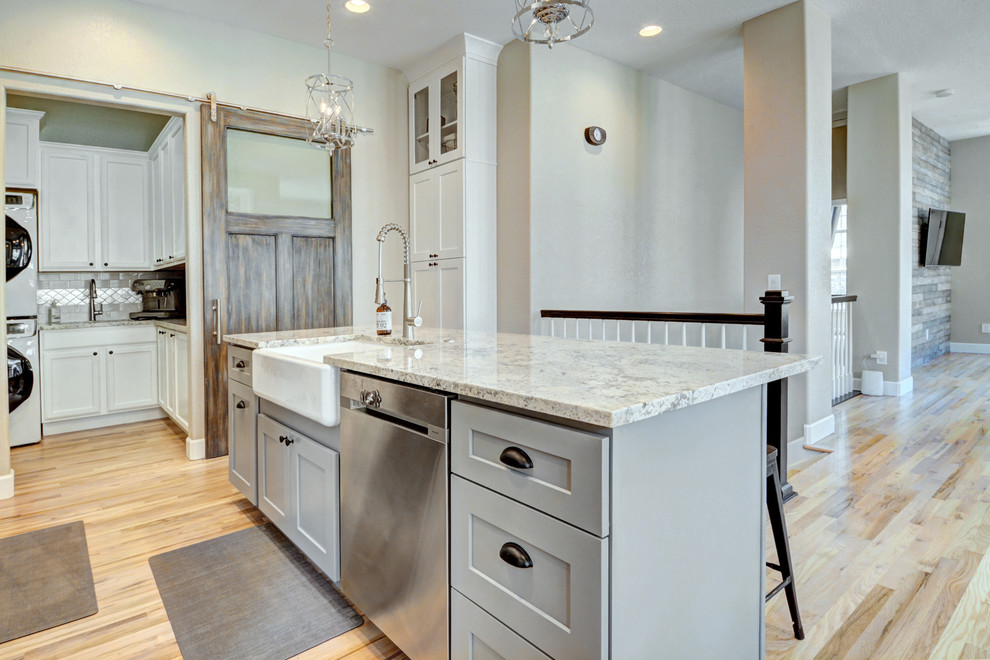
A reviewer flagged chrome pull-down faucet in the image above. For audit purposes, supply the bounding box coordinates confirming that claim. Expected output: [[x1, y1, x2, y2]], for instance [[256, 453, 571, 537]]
[[376, 223, 422, 340], [88, 279, 103, 322]]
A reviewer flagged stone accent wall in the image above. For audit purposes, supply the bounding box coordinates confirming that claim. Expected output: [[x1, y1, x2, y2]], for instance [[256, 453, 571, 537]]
[[912, 119, 952, 367]]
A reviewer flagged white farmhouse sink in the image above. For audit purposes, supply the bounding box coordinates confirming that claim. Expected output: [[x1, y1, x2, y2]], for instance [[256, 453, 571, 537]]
[[251, 341, 384, 426]]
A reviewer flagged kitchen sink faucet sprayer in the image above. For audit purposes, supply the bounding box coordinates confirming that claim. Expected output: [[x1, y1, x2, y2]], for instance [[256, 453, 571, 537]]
[[375, 223, 423, 340], [88, 279, 103, 322]]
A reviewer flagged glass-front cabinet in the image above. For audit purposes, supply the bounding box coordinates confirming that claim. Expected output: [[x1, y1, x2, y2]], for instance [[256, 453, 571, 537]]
[[408, 59, 463, 174]]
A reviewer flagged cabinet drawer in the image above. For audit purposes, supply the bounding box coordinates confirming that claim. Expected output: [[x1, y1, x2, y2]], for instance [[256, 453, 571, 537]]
[[450, 476, 608, 660], [451, 401, 609, 536], [228, 345, 253, 386], [451, 589, 551, 660]]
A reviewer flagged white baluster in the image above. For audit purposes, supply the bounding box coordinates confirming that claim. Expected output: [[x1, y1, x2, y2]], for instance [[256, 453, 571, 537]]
[[720, 325, 726, 349]]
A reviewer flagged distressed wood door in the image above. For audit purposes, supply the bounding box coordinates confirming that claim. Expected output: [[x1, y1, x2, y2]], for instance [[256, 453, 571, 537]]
[[202, 107, 352, 458]]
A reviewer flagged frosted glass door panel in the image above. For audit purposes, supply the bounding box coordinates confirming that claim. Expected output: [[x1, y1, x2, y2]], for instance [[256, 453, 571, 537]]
[[226, 130, 332, 219]]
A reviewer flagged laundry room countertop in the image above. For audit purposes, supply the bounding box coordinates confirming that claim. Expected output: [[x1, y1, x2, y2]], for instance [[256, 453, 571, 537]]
[[39, 320, 157, 331]]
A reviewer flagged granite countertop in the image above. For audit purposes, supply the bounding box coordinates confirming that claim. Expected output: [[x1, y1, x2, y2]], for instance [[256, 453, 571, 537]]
[[40, 319, 187, 332], [225, 325, 821, 428], [155, 319, 187, 332], [40, 319, 157, 331]]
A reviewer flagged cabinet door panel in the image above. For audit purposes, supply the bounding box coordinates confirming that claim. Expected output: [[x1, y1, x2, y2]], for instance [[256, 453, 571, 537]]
[[436, 161, 465, 260], [156, 330, 169, 411], [40, 148, 97, 270], [228, 380, 258, 505], [292, 437, 340, 580], [106, 343, 158, 412], [412, 261, 440, 330], [4, 117, 33, 187], [150, 152, 165, 266], [410, 171, 440, 262], [42, 348, 102, 421], [434, 60, 463, 167], [257, 415, 292, 529], [438, 258, 465, 331], [169, 124, 186, 261], [173, 331, 189, 430], [409, 76, 432, 173], [101, 156, 150, 269]]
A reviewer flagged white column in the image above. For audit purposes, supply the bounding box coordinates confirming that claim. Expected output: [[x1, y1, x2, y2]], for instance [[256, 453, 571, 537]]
[[846, 74, 913, 393], [743, 0, 834, 445]]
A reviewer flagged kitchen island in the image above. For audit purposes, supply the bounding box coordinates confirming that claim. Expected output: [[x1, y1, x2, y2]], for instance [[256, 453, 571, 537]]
[[225, 326, 820, 660]]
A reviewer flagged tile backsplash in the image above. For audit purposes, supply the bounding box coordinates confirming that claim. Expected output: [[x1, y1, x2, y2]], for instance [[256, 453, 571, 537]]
[[37, 271, 184, 323]]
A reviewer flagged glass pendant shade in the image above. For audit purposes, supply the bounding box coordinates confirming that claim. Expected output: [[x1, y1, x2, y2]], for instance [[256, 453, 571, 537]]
[[512, 0, 594, 48]]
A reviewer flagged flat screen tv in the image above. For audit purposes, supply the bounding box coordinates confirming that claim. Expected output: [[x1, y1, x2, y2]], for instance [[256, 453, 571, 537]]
[[921, 208, 965, 266]]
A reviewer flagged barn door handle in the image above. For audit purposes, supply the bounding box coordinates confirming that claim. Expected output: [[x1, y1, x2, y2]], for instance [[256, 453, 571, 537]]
[[499, 542, 533, 569], [212, 298, 222, 345]]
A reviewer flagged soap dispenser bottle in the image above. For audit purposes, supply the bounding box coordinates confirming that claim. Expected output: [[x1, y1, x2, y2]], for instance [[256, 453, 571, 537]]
[[376, 296, 392, 336], [48, 301, 61, 324]]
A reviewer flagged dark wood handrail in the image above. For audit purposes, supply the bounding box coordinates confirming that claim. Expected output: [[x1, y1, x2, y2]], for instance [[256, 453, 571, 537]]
[[540, 309, 765, 326], [831, 294, 858, 304]]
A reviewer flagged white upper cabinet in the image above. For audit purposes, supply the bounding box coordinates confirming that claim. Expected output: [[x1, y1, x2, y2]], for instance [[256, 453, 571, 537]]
[[4, 108, 44, 189], [40, 142, 152, 272], [409, 59, 463, 174], [101, 154, 151, 269], [149, 118, 185, 268], [40, 146, 98, 270]]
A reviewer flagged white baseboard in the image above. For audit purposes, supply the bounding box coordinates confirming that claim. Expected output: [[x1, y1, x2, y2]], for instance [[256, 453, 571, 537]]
[[0, 469, 14, 500], [186, 437, 206, 461], [884, 376, 913, 397], [852, 376, 914, 397], [950, 342, 990, 354], [804, 414, 835, 445], [42, 408, 167, 436]]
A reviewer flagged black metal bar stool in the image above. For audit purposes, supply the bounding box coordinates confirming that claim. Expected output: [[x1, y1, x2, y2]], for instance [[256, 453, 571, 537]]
[[766, 445, 805, 640]]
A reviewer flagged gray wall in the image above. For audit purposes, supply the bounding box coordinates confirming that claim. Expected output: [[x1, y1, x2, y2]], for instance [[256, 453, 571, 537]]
[[496, 43, 746, 333], [911, 119, 952, 366], [949, 135, 990, 347]]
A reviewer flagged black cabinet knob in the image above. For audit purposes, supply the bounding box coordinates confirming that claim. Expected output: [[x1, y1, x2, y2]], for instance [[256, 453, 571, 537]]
[[170, 333, 175, 338], [278, 435, 287, 444], [108, 350, 114, 355], [235, 360, 246, 369], [104, 263, 108, 267], [92, 352, 97, 356], [169, 255, 173, 259], [236, 400, 247, 409], [89, 262, 94, 266], [499, 542, 533, 569], [285, 437, 294, 446], [499, 446, 534, 470]]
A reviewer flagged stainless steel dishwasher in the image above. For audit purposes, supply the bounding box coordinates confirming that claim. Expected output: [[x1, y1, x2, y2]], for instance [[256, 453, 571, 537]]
[[339, 371, 452, 660]]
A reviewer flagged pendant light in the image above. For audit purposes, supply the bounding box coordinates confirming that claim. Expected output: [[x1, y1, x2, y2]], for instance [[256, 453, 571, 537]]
[[511, 0, 594, 49], [305, 0, 370, 151]]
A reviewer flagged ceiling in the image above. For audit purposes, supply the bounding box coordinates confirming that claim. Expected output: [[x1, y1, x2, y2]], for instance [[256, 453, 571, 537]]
[[7, 93, 172, 151], [127, 0, 990, 141]]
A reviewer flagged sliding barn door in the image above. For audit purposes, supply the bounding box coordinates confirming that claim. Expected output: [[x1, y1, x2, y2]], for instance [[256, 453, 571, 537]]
[[202, 107, 352, 458]]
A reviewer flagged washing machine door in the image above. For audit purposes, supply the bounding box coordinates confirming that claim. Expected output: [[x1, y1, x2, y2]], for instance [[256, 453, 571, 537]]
[[5, 215, 32, 282], [7, 345, 33, 414]]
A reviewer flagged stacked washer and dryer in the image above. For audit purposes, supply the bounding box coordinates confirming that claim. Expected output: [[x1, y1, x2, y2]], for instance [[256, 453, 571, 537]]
[[6, 190, 41, 446]]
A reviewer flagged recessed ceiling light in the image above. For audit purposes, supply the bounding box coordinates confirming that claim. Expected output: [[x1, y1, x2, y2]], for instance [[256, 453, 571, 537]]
[[639, 25, 663, 37], [934, 88, 954, 98], [345, 0, 370, 14]]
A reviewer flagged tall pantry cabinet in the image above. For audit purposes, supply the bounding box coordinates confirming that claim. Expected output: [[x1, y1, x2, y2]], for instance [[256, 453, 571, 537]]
[[405, 35, 500, 333]]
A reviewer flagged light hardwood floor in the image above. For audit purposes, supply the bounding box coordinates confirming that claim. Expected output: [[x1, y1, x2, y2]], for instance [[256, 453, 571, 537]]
[[2, 352, 987, 659], [0, 419, 407, 660], [767, 352, 990, 659]]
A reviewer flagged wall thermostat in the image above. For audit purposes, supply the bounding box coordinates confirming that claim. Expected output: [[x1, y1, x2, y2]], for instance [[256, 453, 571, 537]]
[[584, 126, 606, 145]]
